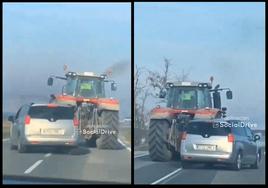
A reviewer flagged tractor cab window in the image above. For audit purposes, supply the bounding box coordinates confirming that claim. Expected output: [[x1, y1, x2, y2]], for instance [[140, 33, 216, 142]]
[[197, 88, 212, 108], [167, 87, 212, 109], [77, 77, 105, 98], [179, 90, 197, 109], [64, 77, 77, 96]]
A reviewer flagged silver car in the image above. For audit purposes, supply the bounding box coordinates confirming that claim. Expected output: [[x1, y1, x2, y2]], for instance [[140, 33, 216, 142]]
[[8, 103, 79, 153], [180, 119, 261, 170]]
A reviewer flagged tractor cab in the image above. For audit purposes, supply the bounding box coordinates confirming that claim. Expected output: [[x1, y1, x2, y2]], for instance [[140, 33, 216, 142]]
[[47, 71, 117, 99], [159, 81, 232, 110]]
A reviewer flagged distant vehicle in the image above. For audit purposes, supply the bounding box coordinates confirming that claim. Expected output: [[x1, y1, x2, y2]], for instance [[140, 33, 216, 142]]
[[180, 119, 261, 170], [8, 103, 79, 153]]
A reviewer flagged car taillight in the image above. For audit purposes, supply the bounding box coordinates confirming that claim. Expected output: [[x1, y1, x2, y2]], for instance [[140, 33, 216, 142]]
[[228, 134, 235, 142], [73, 116, 79, 127], [25, 115, 31, 125], [182, 132, 187, 140]]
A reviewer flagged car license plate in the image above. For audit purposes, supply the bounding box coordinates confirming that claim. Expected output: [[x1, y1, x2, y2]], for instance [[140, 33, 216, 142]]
[[196, 145, 216, 151], [41, 129, 65, 135]]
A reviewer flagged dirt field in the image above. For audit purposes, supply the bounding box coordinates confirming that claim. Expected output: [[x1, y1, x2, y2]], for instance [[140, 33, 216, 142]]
[[2, 120, 11, 139]]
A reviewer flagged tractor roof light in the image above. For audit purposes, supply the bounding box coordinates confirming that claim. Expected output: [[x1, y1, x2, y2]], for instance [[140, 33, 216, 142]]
[[100, 74, 107, 79], [67, 72, 77, 77], [166, 83, 172, 89], [198, 83, 210, 88]]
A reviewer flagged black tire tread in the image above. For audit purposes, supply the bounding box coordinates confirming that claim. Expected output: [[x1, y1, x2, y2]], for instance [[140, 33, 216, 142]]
[[148, 120, 172, 161], [96, 111, 120, 150]]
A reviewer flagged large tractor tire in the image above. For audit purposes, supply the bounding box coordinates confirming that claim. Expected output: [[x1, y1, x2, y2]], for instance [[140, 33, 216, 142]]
[[148, 120, 172, 161], [96, 110, 120, 150]]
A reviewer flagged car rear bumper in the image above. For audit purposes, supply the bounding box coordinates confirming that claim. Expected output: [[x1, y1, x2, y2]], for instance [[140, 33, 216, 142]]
[[22, 136, 79, 146], [181, 152, 235, 164]]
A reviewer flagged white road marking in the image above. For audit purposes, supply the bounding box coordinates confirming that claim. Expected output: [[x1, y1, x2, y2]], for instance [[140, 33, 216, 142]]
[[151, 168, 183, 185], [24, 160, 43, 174], [44, 153, 52, 158], [134, 153, 149, 158], [3, 138, 9, 142], [118, 139, 131, 152]]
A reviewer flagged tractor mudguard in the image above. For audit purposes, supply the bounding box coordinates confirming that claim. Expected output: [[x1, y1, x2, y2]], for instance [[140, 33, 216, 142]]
[[90, 98, 120, 111], [151, 106, 221, 120], [194, 108, 221, 119], [53, 95, 119, 111], [150, 107, 176, 121]]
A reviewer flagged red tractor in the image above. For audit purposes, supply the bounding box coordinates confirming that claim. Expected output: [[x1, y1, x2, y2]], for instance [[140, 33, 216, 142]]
[[148, 81, 233, 161], [47, 71, 120, 149]]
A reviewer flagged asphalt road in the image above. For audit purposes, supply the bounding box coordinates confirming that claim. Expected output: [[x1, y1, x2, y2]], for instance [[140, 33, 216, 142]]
[[3, 129, 131, 184], [134, 150, 265, 184]]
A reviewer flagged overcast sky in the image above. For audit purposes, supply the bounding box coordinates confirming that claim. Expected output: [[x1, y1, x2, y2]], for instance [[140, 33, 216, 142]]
[[135, 2, 265, 129], [3, 3, 131, 118]]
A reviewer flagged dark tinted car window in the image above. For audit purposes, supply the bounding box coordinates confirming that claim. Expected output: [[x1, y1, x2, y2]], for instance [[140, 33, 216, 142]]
[[29, 106, 74, 120], [245, 127, 253, 138], [186, 122, 231, 136], [15, 107, 22, 119], [232, 127, 247, 136]]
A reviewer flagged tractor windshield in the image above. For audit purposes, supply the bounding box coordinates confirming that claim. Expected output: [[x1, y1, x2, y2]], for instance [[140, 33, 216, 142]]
[[64, 76, 105, 98], [166, 87, 212, 109]]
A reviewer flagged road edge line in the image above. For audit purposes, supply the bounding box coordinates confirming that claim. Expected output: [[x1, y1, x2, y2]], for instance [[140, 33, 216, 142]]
[[151, 168, 182, 185], [134, 153, 149, 158], [118, 138, 131, 152], [24, 160, 44, 174]]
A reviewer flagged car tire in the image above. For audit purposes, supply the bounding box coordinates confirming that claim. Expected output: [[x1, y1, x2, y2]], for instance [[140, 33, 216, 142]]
[[181, 160, 191, 169], [85, 136, 97, 147], [231, 152, 242, 171], [251, 151, 260, 169], [10, 142, 17, 150], [205, 163, 214, 168], [18, 138, 27, 153]]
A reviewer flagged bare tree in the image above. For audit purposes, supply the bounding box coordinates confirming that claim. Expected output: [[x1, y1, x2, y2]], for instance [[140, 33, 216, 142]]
[[134, 65, 151, 129], [174, 69, 191, 81], [147, 57, 171, 97], [134, 59, 191, 146]]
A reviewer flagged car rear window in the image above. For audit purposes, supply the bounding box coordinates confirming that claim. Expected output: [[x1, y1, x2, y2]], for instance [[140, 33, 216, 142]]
[[29, 106, 74, 120], [186, 122, 231, 136]]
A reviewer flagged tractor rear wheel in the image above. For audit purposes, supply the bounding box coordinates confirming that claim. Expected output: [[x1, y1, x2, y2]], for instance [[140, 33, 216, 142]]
[[148, 120, 172, 161], [96, 110, 120, 149]]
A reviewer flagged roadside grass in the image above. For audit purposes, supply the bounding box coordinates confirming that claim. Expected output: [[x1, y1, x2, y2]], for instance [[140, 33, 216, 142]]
[[3, 120, 10, 139]]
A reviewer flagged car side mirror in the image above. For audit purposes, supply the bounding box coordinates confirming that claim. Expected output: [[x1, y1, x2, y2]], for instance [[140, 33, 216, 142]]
[[111, 82, 117, 91], [8, 116, 14, 122], [159, 90, 166, 98], [226, 90, 233, 99], [254, 134, 260, 141], [47, 77, 53, 86]]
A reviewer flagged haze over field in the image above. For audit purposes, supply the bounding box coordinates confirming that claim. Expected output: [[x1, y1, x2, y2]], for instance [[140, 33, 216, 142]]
[[135, 3, 265, 129], [3, 3, 131, 118]]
